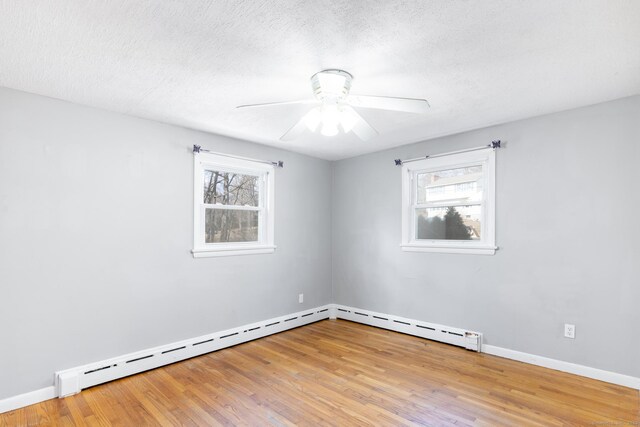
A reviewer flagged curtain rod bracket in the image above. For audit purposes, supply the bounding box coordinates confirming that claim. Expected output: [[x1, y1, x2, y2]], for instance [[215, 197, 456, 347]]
[[491, 140, 501, 149], [193, 144, 202, 153]]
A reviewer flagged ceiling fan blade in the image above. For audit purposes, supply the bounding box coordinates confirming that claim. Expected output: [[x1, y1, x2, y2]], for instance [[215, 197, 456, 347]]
[[280, 115, 309, 141], [347, 108, 379, 141], [236, 99, 316, 109], [347, 95, 430, 114]]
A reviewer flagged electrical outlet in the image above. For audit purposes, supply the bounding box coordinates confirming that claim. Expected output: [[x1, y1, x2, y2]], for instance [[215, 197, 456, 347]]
[[298, 293, 304, 304], [564, 323, 575, 339]]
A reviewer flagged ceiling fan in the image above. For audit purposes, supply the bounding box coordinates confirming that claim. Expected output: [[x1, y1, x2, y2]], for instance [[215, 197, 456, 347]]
[[236, 69, 430, 141]]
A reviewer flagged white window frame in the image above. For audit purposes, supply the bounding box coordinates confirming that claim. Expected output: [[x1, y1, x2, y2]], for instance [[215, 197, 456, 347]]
[[401, 148, 497, 255], [192, 152, 275, 258]]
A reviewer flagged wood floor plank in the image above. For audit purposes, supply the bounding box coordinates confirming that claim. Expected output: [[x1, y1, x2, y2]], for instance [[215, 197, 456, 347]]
[[1, 319, 638, 426]]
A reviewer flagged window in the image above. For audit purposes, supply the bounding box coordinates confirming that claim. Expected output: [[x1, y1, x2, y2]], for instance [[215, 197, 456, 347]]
[[401, 148, 496, 255], [192, 152, 275, 257]]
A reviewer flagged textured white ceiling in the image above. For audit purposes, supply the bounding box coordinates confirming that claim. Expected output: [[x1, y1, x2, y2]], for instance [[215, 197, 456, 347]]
[[1, 1, 639, 160]]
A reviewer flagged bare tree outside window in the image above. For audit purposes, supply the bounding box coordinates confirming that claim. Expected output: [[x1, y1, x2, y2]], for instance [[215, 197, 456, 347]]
[[203, 170, 260, 243]]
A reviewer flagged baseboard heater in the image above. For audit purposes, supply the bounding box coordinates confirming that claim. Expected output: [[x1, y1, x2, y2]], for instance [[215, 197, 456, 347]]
[[55, 304, 481, 398], [333, 305, 482, 352], [55, 305, 332, 397]]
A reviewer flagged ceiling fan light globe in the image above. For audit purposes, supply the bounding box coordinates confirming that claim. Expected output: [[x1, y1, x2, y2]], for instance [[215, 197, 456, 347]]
[[303, 107, 322, 132], [320, 121, 339, 137], [320, 104, 340, 127], [340, 107, 358, 133]]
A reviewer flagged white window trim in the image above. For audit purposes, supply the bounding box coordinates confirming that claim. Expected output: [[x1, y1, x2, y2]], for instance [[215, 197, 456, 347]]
[[192, 152, 275, 258], [401, 148, 497, 255]]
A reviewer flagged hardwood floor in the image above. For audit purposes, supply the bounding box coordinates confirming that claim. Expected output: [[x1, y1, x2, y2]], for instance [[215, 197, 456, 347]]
[[1, 319, 638, 426]]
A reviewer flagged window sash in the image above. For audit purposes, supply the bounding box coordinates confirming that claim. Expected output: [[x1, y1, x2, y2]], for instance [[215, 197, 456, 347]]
[[410, 162, 488, 245], [412, 205, 483, 242], [202, 166, 265, 204], [204, 204, 262, 211], [202, 207, 263, 244], [411, 162, 486, 204], [203, 206, 263, 245], [200, 167, 266, 246], [412, 202, 482, 209]]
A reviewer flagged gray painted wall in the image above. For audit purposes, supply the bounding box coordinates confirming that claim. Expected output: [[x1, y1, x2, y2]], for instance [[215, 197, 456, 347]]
[[0, 87, 333, 399], [332, 95, 640, 378], [1, 86, 638, 401]]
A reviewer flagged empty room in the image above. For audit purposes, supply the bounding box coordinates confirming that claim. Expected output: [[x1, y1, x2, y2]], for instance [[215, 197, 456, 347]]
[[1, 1, 639, 425]]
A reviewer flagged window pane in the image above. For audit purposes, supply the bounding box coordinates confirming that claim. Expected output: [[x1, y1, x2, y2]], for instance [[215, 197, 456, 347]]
[[417, 166, 483, 204], [416, 206, 481, 240], [203, 170, 260, 206], [205, 209, 259, 243]]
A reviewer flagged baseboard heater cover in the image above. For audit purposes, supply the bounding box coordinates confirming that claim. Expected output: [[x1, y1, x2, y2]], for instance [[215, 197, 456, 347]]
[[333, 304, 482, 352], [32, 303, 639, 409], [55, 305, 332, 397]]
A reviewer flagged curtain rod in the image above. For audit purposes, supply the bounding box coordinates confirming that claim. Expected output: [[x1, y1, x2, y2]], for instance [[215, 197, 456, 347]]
[[193, 145, 284, 168], [394, 140, 501, 166]]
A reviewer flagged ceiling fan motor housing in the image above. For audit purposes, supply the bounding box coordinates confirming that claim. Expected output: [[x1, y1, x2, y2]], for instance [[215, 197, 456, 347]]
[[311, 69, 353, 103]]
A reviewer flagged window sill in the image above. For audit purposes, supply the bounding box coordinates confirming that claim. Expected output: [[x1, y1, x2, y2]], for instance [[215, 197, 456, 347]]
[[192, 245, 276, 258], [401, 244, 497, 255]]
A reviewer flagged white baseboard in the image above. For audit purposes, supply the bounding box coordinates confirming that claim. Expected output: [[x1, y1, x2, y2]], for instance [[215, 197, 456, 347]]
[[0, 386, 56, 415], [1, 305, 331, 414], [483, 344, 640, 390], [332, 304, 640, 390], [3, 303, 638, 415], [55, 305, 332, 397]]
